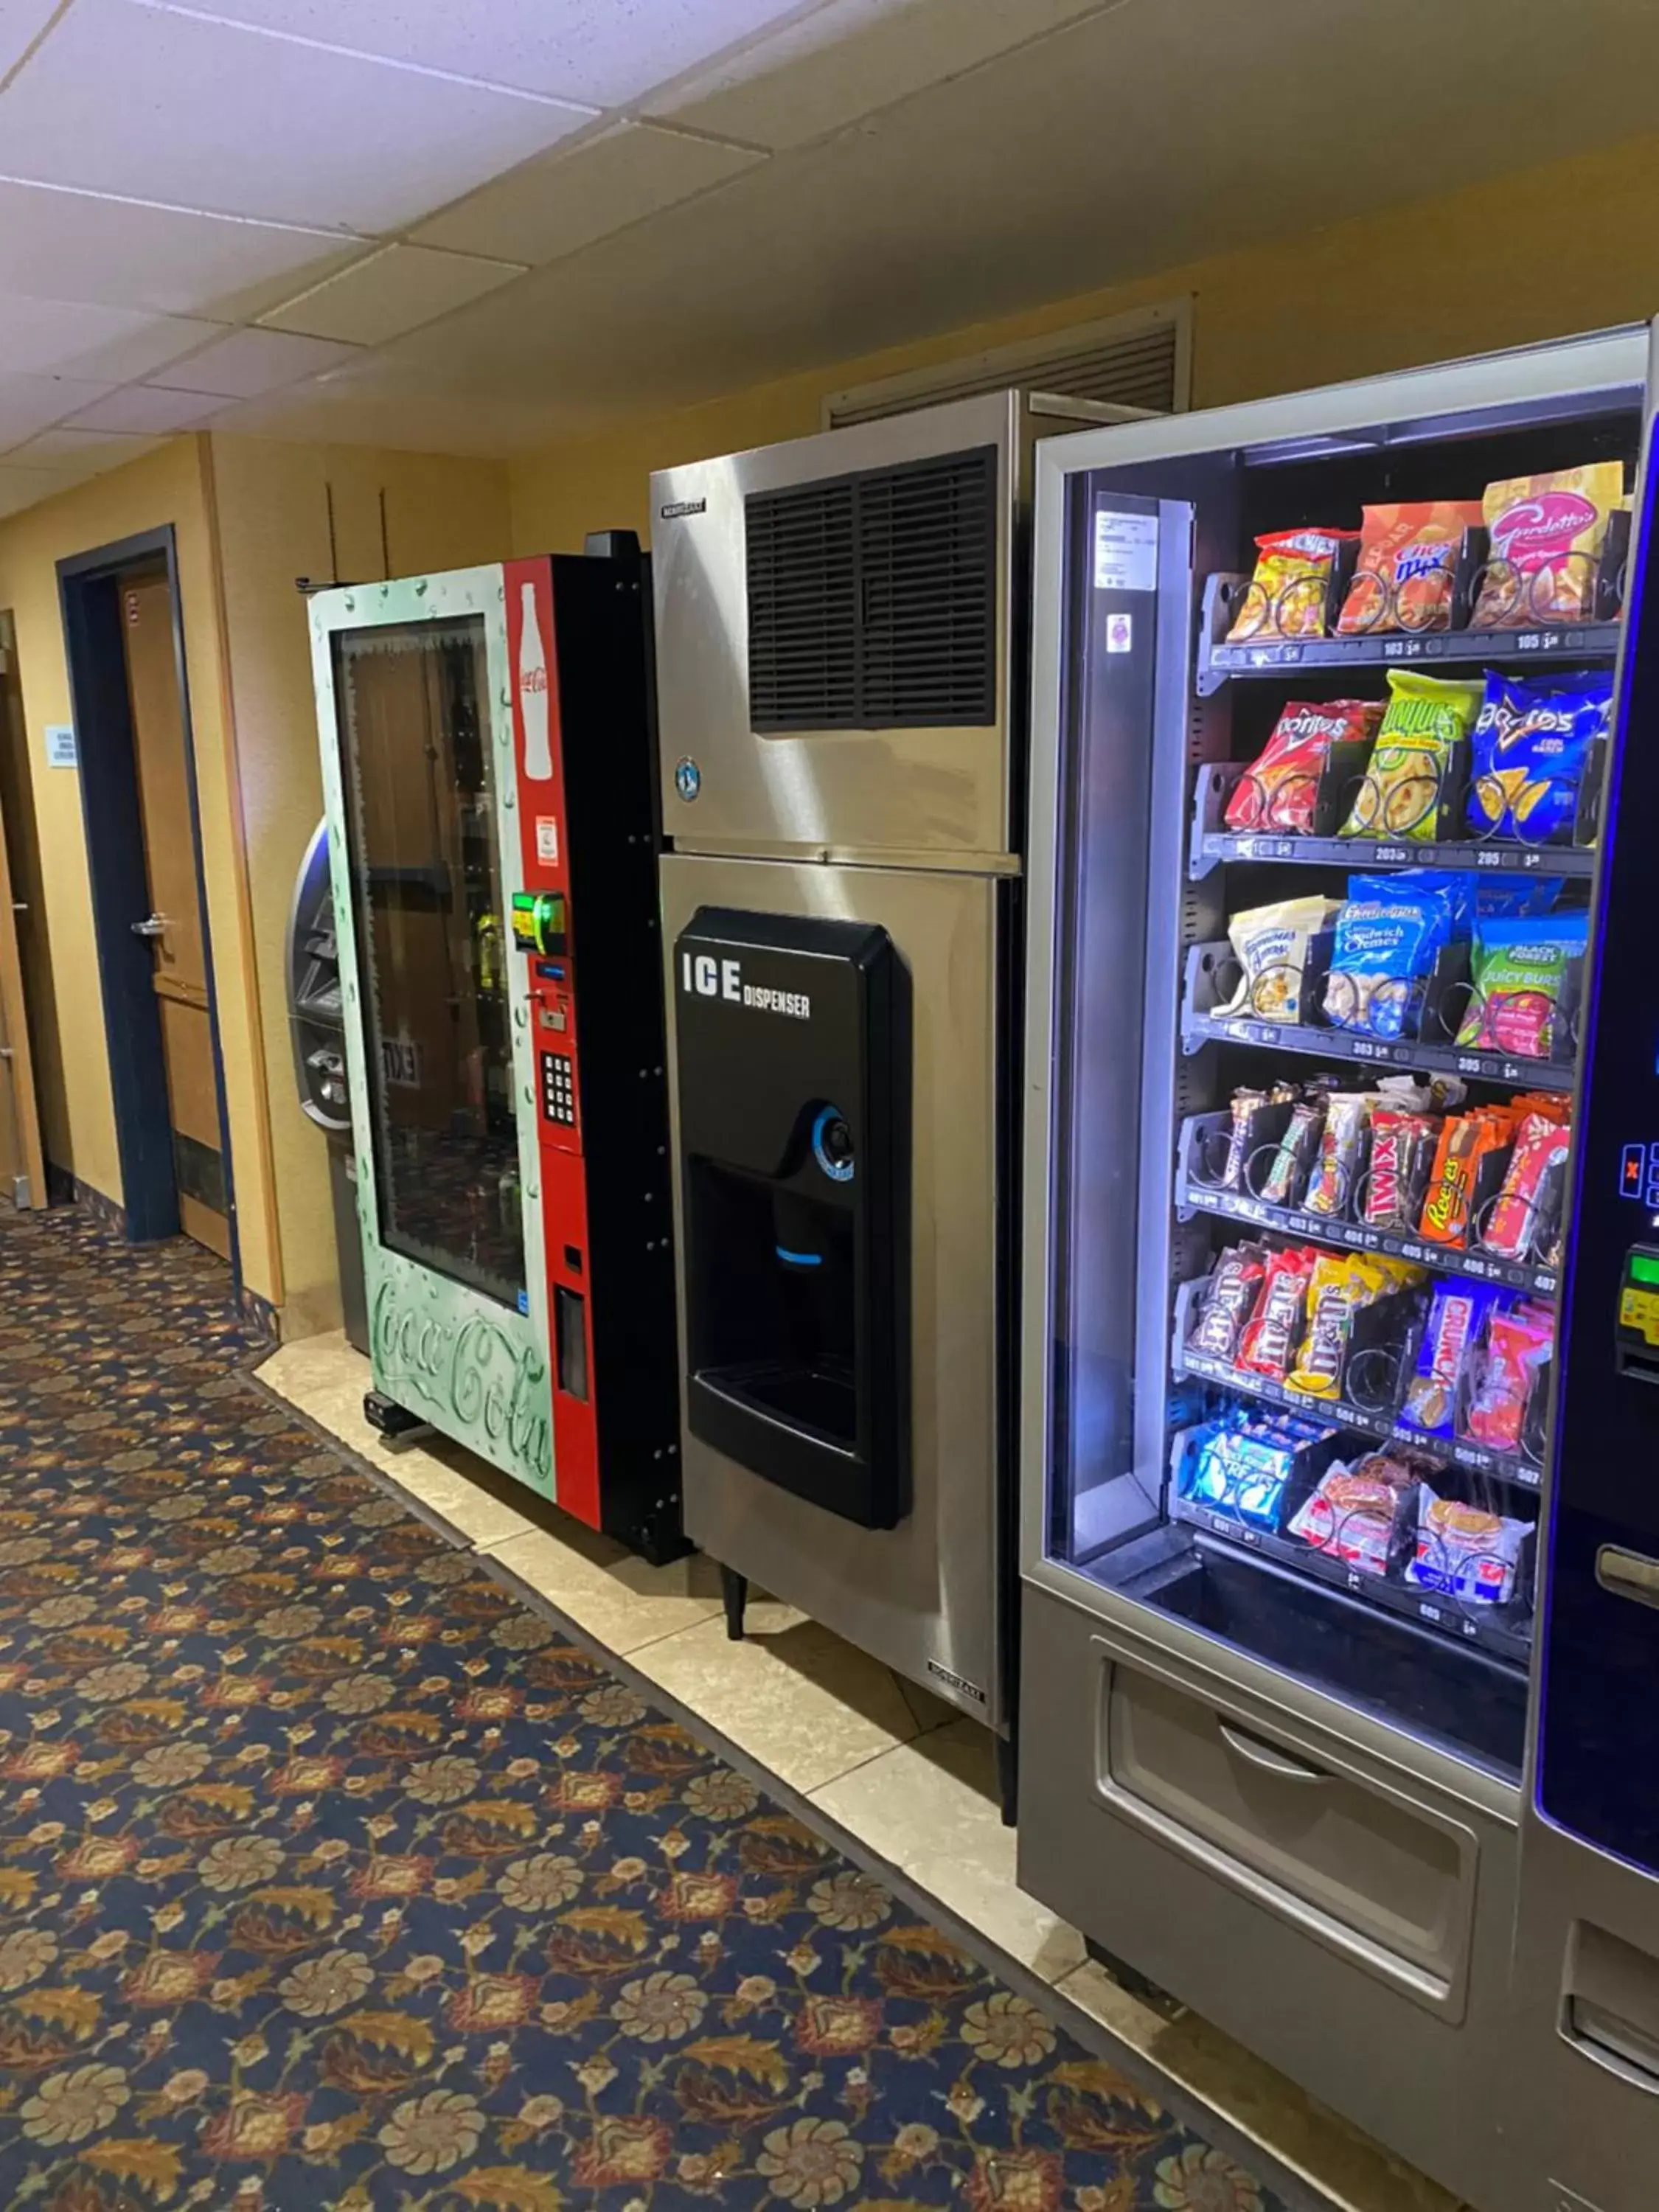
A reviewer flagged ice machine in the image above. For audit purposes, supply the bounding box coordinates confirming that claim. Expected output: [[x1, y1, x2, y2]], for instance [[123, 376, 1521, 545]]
[[653, 391, 1144, 1745], [1015, 324, 1654, 2207], [310, 543, 684, 1562]]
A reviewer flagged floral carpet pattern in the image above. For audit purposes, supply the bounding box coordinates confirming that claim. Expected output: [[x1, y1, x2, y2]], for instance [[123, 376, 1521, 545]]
[[0, 1207, 1285, 2212]]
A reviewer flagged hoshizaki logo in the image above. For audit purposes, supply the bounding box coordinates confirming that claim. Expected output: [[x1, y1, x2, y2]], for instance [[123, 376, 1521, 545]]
[[681, 952, 810, 1020], [660, 498, 707, 520]]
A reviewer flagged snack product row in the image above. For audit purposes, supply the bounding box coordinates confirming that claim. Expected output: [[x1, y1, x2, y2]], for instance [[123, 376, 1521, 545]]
[[1225, 462, 1625, 641], [1178, 1411, 1533, 1612], [1188, 1237, 1557, 1455], [1217, 868, 1586, 1057], [1222, 667, 1611, 844], [1208, 1075, 1573, 1264]]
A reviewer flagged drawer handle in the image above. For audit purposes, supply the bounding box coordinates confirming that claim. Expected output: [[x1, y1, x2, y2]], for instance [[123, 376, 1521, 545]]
[[1217, 1720, 1329, 1784], [1596, 1546, 1659, 1610]]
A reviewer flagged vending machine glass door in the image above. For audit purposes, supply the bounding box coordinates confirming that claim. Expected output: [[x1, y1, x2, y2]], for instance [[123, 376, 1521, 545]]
[[313, 569, 552, 1493]]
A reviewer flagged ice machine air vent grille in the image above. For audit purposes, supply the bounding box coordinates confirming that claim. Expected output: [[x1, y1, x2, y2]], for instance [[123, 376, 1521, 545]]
[[745, 447, 997, 734]]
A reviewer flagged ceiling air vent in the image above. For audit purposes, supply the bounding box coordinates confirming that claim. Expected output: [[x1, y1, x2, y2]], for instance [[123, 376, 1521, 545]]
[[823, 300, 1190, 429], [746, 448, 997, 735]]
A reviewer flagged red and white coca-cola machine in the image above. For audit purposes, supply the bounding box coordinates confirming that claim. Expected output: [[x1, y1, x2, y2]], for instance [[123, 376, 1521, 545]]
[[310, 536, 685, 1559]]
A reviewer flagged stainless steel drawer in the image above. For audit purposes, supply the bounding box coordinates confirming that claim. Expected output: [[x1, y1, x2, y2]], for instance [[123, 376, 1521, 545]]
[[1099, 1649, 1476, 2012]]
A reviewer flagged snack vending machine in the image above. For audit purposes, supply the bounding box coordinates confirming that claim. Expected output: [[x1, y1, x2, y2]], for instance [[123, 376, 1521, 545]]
[[310, 543, 684, 1562], [1503, 422, 1659, 2212], [1014, 324, 1653, 2207]]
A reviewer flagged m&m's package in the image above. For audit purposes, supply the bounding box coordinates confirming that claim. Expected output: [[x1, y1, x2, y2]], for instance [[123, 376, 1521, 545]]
[[1336, 500, 1483, 636], [1471, 462, 1624, 629], [1228, 526, 1360, 642], [1342, 670, 1484, 840], [1225, 699, 1382, 834], [1191, 1244, 1268, 1362], [1467, 669, 1611, 845], [1238, 1246, 1318, 1380], [1456, 911, 1588, 1061]]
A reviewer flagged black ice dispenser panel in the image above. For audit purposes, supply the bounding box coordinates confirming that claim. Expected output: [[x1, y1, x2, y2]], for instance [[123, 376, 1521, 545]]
[[674, 908, 910, 1528]]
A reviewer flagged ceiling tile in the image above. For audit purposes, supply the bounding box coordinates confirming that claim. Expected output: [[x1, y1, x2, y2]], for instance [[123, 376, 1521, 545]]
[[0, 373, 114, 447], [257, 243, 525, 344], [653, 0, 1114, 148], [64, 383, 229, 432], [0, 180, 361, 318], [0, 0, 595, 234], [146, 0, 813, 106], [0, 0, 58, 77], [412, 122, 763, 265], [153, 326, 362, 397], [0, 298, 231, 381]]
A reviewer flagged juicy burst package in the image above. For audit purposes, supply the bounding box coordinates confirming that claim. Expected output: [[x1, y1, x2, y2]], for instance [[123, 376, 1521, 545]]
[[1455, 911, 1589, 1061], [1342, 670, 1484, 840], [1471, 462, 1624, 629], [1467, 669, 1611, 844], [1227, 526, 1360, 642], [1337, 500, 1484, 636]]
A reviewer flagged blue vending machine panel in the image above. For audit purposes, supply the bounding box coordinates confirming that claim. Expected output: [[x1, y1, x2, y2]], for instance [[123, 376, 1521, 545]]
[[1539, 443, 1659, 1868]]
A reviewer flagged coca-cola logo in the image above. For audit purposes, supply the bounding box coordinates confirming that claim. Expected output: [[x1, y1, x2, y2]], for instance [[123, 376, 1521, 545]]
[[1493, 491, 1597, 557], [520, 667, 548, 694]]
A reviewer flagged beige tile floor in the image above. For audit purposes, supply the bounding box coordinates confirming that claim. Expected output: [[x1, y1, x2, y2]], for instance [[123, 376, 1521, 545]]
[[259, 1330, 1466, 2212]]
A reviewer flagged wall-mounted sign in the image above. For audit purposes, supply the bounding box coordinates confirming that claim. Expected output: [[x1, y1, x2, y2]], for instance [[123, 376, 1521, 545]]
[[44, 725, 76, 769]]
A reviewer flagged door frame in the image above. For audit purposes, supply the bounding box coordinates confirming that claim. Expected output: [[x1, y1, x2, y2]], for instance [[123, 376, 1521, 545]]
[[0, 613, 47, 1209], [58, 525, 240, 1287]]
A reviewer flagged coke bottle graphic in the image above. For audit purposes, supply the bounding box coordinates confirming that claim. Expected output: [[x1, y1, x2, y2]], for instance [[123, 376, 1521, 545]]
[[518, 581, 552, 782]]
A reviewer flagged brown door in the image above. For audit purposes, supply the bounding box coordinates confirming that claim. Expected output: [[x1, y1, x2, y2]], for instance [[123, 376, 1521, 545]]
[[121, 571, 230, 1260], [0, 617, 46, 1210]]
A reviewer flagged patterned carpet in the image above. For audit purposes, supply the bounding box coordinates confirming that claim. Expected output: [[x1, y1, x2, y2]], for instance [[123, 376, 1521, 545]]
[[0, 1206, 1285, 2212]]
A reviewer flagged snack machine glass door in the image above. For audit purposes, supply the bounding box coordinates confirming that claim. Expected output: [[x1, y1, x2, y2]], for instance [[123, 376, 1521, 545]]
[[311, 569, 552, 1495]]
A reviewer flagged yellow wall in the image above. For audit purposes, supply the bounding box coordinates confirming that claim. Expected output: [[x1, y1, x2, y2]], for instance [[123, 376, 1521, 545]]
[[0, 437, 276, 1303], [510, 131, 1659, 552], [207, 436, 512, 1335]]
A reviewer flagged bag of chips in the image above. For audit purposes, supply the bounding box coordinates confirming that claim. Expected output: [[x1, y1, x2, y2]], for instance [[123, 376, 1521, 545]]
[[1289, 1454, 1416, 1575], [1472, 462, 1624, 629], [1406, 1488, 1531, 1605], [1467, 670, 1611, 844], [1216, 897, 1342, 1023], [1455, 911, 1589, 1060], [1337, 500, 1484, 636], [1225, 699, 1382, 834], [1342, 670, 1484, 840], [1227, 526, 1361, 642], [1401, 1280, 1505, 1437], [1322, 870, 1470, 1041]]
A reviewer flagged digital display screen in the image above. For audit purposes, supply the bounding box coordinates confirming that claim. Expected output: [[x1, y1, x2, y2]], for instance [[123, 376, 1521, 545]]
[[1630, 1254, 1659, 1289]]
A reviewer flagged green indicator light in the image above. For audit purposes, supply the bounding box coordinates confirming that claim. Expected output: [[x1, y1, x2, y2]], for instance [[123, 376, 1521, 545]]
[[1630, 1254, 1659, 1288], [509, 890, 566, 956]]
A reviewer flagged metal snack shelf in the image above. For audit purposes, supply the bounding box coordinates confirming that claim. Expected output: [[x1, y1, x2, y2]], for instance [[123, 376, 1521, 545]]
[[1180, 999, 1575, 1098]]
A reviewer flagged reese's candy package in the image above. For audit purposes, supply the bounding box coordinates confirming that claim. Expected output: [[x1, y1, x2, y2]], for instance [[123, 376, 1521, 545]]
[[1419, 1108, 1515, 1248], [1216, 897, 1341, 1023], [1467, 670, 1611, 845], [1406, 1488, 1531, 1606], [1337, 500, 1484, 636], [1471, 462, 1624, 629], [1341, 670, 1483, 840], [1224, 698, 1382, 835], [1227, 526, 1360, 642]]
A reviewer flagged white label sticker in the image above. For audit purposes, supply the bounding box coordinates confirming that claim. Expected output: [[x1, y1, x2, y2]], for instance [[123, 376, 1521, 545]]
[[535, 816, 560, 864], [44, 724, 76, 768], [381, 1033, 422, 1089], [1093, 509, 1158, 593], [1105, 612, 1133, 654]]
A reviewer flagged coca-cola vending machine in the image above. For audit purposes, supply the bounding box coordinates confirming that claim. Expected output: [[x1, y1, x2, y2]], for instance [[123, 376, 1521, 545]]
[[308, 538, 685, 1560]]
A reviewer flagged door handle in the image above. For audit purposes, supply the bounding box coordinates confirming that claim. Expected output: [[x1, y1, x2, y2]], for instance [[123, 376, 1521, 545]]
[[131, 914, 169, 939], [1595, 1546, 1659, 1610], [1217, 1720, 1331, 1784], [10, 902, 23, 914]]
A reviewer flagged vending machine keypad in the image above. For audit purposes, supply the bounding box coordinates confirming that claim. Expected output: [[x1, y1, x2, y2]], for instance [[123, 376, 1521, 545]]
[[540, 1050, 576, 1127]]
